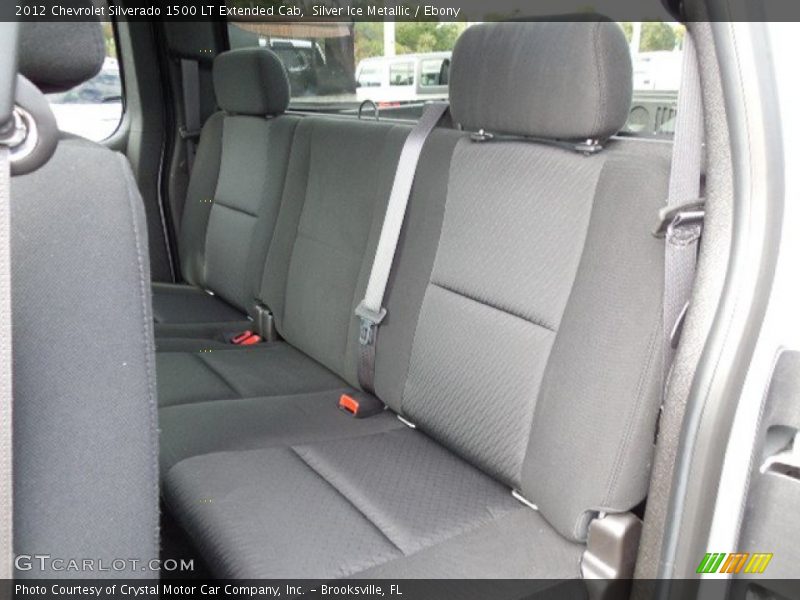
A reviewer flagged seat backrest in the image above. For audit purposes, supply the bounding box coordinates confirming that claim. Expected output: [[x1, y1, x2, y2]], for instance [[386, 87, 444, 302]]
[[11, 22, 159, 576], [378, 21, 670, 542], [178, 48, 298, 315], [259, 117, 409, 387]]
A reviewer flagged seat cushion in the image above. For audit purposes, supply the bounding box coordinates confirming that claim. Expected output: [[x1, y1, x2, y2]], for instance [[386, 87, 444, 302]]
[[163, 427, 583, 578], [155, 337, 236, 352], [159, 389, 403, 473], [157, 342, 347, 407], [152, 282, 246, 325]]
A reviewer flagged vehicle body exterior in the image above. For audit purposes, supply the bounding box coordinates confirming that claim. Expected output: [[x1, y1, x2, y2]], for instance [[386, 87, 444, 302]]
[[355, 51, 450, 105]]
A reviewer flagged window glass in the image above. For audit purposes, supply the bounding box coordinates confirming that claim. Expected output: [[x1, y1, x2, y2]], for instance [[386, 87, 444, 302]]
[[47, 18, 123, 142], [356, 64, 382, 88], [420, 58, 449, 87], [228, 20, 681, 135], [389, 62, 414, 86], [622, 21, 684, 136]]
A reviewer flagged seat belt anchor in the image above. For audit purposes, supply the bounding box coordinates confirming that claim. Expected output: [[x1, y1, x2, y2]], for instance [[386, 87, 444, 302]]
[[653, 199, 706, 245], [179, 126, 201, 140], [355, 302, 386, 346]]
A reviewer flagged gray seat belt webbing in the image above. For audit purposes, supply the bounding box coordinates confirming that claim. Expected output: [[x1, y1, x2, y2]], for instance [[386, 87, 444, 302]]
[[356, 101, 449, 392], [0, 20, 17, 581], [660, 33, 704, 382], [180, 58, 201, 172], [0, 143, 12, 580]]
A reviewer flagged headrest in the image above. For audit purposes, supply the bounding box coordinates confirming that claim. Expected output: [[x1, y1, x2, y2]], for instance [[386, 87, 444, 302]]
[[449, 20, 632, 141], [18, 21, 105, 94], [213, 48, 290, 116]]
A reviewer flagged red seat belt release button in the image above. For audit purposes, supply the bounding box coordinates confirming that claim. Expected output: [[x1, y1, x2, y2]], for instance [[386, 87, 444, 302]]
[[339, 394, 360, 415], [338, 392, 384, 418], [230, 330, 262, 346]]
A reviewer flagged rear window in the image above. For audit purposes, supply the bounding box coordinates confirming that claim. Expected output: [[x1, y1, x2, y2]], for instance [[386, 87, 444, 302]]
[[228, 20, 682, 136], [623, 21, 684, 136], [47, 16, 123, 142]]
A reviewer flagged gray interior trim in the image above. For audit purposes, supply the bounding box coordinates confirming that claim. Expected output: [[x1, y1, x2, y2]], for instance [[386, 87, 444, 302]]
[[658, 19, 784, 578], [114, 22, 173, 282], [634, 20, 734, 580]]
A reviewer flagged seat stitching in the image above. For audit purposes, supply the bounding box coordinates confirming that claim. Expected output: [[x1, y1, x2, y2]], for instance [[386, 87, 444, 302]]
[[431, 281, 557, 332], [397, 136, 463, 417], [118, 152, 161, 554], [600, 312, 661, 510], [287, 446, 406, 554]]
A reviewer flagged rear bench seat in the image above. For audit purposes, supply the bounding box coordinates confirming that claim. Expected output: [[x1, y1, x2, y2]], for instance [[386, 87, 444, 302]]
[[157, 116, 411, 405], [158, 20, 672, 578], [153, 48, 298, 337]]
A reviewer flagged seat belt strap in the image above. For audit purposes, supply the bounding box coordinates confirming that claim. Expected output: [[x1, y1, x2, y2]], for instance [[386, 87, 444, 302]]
[[0, 137, 13, 581], [356, 101, 449, 392], [0, 21, 17, 580], [658, 33, 704, 383], [179, 58, 201, 172]]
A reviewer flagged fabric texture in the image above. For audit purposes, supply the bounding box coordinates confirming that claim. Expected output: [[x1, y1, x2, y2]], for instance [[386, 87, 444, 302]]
[[164, 428, 538, 579], [449, 21, 631, 140], [11, 138, 159, 576], [521, 140, 670, 541], [165, 446, 403, 578], [151, 282, 246, 324], [402, 139, 603, 488], [354, 509, 583, 579], [18, 21, 105, 94], [661, 34, 704, 382], [260, 118, 407, 387], [202, 116, 276, 310], [155, 336, 246, 352], [159, 389, 402, 473], [373, 128, 464, 413], [157, 342, 346, 407], [178, 111, 224, 287], [293, 429, 521, 554], [172, 110, 299, 320], [213, 48, 290, 116]]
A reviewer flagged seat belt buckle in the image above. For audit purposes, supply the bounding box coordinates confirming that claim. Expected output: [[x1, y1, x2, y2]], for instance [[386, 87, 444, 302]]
[[227, 330, 262, 346], [338, 391, 384, 418], [355, 302, 386, 346], [254, 303, 277, 343], [653, 199, 706, 245]]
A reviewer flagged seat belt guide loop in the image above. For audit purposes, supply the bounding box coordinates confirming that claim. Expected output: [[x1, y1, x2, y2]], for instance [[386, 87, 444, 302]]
[[355, 301, 386, 346], [653, 199, 705, 245]]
